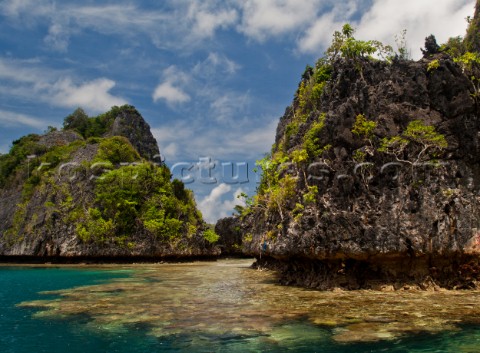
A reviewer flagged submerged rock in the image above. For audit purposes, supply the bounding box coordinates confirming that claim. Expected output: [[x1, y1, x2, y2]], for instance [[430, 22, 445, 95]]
[[17, 260, 480, 344]]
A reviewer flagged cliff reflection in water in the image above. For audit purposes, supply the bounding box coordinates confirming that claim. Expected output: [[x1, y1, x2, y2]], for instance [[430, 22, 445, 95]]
[[19, 259, 480, 343]]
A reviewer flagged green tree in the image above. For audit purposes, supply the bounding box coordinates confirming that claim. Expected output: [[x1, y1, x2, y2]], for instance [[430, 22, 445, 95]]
[[63, 108, 89, 136], [464, 0, 480, 53], [380, 120, 447, 164]]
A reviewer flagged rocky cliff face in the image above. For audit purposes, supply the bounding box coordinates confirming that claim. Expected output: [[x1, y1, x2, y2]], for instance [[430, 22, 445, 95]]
[[0, 106, 219, 260], [215, 217, 243, 256], [106, 108, 160, 160], [221, 19, 480, 289]]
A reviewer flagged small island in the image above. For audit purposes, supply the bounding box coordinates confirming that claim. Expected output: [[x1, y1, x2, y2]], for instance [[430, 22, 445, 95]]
[[0, 105, 219, 261], [218, 2, 480, 290]]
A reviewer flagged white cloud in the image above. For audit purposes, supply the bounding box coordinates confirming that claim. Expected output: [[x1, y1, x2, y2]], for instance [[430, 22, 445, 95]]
[[1, 0, 474, 57], [237, 0, 323, 41], [152, 66, 191, 105], [192, 52, 240, 79], [0, 57, 126, 113], [187, 2, 238, 39], [198, 183, 245, 223], [151, 117, 276, 161], [0, 0, 53, 21], [44, 20, 70, 52], [209, 91, 250, 122], [0, 0, 238, 52], [355, 0, 474, 59], [152, 82, 191, 104], [297, 1, 367, 54], [298, 0, 475, 58], [51, 78, 127, 112], [0, 109, 49, 129]]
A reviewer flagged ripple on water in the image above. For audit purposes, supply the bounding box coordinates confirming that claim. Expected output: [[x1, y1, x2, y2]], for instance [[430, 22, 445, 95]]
[[17, 259, 480, 344]]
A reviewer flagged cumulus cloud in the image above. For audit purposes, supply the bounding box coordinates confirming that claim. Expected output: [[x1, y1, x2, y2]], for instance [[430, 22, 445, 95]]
[[198, 183, 245, 223], [152, 82, 191, 105], [0, 57, 126, 113], [237, 0, 323, 41], [187, 2, 238, 39], [51, 77, 127, 111], [151, 117, 276, 161], [152, 66, 191, 105], [355, 0, 474, 59], [298, 1, 360, 54], [298, 0, 474, 58]]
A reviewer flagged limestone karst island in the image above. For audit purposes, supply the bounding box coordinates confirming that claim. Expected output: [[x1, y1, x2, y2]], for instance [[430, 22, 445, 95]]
[[1, 1, 480, 351]]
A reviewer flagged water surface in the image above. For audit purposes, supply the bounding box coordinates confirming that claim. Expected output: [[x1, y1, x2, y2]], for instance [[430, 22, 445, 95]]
[[3, 260, 480, 352]]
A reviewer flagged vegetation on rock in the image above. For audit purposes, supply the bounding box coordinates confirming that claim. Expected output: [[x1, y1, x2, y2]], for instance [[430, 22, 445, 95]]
[[217, 9, 480, 290], [0, 105, 217, 258]]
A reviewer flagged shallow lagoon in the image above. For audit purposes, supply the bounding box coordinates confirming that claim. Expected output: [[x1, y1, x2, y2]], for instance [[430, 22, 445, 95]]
[[2, 259, 480, 352]]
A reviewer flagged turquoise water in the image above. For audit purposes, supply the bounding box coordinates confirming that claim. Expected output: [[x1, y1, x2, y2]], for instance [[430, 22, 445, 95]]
[[1, 263, 480, 352]]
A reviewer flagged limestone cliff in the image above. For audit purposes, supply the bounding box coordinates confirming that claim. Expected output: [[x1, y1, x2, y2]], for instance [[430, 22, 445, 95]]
[[221, 13, 480, 289], [0, 105, 219, 260]]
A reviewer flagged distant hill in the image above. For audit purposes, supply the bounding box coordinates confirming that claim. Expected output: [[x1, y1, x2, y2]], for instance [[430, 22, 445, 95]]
[[0, 105, 219, 260]]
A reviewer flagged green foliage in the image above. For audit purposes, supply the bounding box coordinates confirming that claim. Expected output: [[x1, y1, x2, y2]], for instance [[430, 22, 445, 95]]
[[342, 23, 354, 38], [77, 163, 201, 243], [40, 140, 86, 171], [291, 148, 309, 166], [93, 136, 141, 165], [352, 114, 377, 140], [325, 24, 393, 62], [76, 209, 115, 243], [297, 81, 310, 112], [235, 192, 255, 218], [303, 185, 318, 205], [63, 108, 89, 135], [304, 114, 327, 159], [379, 136, 409, 154], [255, 151, 289, 196], [285, 121, 300, 143], [295, 60, 332, 114], [310, 82, 327, 103], [422, 35, 440, 56], [0, 134, 46, 187], [266, 174, 297, 219], [63, 105, 138, 139], [395, 29, 411, 60], [340, 37, 378, 59], [292, 202, 304, 223], [403, 120, 448, 149], [4, 202, 27, 244], [203, 228, 220, 244], [313, 58, 333, 83], [454, 51, 480, 71], [427, 59, 440, 72], [441, 36, 466, 58], [453, 51, 480, 98], [464, 1, 480, 53], [45, 126, 58, 133], [353, 150, 367, 162], [379, 120, 447, 162]]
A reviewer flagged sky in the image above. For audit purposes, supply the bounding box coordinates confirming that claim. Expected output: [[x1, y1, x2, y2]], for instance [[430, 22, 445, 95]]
[[0, 0, 476, 223]]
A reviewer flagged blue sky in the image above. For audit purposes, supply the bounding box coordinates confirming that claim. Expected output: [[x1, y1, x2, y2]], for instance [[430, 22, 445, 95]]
[[0, 0, 475, 222]]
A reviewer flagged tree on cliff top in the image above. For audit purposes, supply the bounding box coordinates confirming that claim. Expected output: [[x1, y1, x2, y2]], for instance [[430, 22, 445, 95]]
[[464, 0, 480, 53]]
